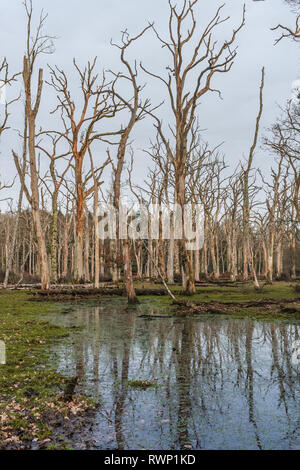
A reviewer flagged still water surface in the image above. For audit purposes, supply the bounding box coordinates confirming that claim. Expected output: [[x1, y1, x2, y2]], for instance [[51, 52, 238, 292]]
[[47, 299, 300, 450]]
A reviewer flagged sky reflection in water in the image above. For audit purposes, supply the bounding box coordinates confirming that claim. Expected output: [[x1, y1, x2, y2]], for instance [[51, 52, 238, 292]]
[[48, 300, 300, 450]]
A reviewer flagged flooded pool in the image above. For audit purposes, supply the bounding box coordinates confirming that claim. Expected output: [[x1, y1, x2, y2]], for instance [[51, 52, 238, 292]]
[[47, 299, 300, 450]]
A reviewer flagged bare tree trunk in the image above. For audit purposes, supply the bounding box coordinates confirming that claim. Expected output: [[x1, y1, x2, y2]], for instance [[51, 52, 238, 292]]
[[210, 229, 219, 279], [74, 175, 85, 281], [174, 240, 180, 278], [266, 232, 275, 283], [243, 67, 264, 289], [50, 190, 58, 282], [122, 239, 138, 303], [93, 183, 99, 288], [62, 228, 68, 279], [291, 224, 296, 280], [167, 239, 175, 284], [176, 173, 196, 295], [262, 241, 267, 278], [110, 240, 119, 282], [84, 205, 90, 282], [275, 241, 283, 279], [144, 0, 244, 293], [15, 5, 52, 290], [249, 244, 260, 290], [4, 213, 23, 289], [28, 89, 50, 288], [231, 227, 238, 282]]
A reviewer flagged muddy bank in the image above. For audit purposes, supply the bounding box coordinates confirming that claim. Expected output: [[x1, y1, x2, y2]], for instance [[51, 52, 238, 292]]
[[172, 298, 300, 316]]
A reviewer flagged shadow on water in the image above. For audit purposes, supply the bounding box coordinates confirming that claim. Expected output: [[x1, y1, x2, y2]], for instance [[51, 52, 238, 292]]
[[47, 299, 300, 450]]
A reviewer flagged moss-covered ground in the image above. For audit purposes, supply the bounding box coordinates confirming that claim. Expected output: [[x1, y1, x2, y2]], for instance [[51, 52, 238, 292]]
[[134, 280, 299, 301], [0, 290, 95, 450]]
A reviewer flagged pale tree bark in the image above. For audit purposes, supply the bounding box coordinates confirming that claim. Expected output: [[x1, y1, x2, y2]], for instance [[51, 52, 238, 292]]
[[243, 67, 264, 288], [275, 240, 283, 278], [4, 111, 26, 288], [36, 133, 72, 282], [224, 172, 242, 282], [290, 208, 297, 279], [265, 102, 300, 224], [0, 56, 21, 287], [13, 1, 54, 289], [272, 8, 300, 44], [110, 26, 152, 303], [48, 58, 123, 281], [140, 145, 175, 285], [201, 215, 208, 277], [93, 177, 100, 289], [143, 0, 245, 294], [264, 155, 284, 283], [89, 148, 110, 288], [231, 228, 238, 282], [84, 205, 90, 283], [167, 214, 175, 284]]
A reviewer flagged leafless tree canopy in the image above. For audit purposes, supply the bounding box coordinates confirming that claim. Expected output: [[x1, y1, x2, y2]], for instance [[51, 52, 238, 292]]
[[0, 0, 299, 296]]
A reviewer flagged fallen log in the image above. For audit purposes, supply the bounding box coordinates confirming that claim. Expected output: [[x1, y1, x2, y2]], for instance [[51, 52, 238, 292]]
[[34, 287, 168, 300], [173, 298, 300, 315]]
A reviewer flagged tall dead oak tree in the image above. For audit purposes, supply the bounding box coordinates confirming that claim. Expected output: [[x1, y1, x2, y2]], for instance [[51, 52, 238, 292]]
[[48, 58, 124, 281], [109, 26, 153, 303], [142, 0, 245, 295], [242, 67, 264, 288]]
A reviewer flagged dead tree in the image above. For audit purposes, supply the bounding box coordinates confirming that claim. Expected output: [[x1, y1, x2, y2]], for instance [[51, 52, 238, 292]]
[[242, 67, 264, 288], [13, 0, 54, 290], [0, 58, 19, 138], [48, 58, 123, 281], [264, 101, 300, 279], [142, 0, 245, 294], [0, 59, 21, 286], [36, 132, 72, 281], [109, 26, 152, 303], [89, 149, 110, 288], [260, 155, 285, 283], [223, 171, 243, 281], [265, 102, 300, 221], [272, 0, 300, 44]]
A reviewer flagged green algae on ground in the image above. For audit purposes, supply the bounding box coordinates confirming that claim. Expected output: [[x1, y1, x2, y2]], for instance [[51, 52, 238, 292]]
[[128, 380, 158, 389], [0, 290, 95, 449], [140, 282, 300, 320]]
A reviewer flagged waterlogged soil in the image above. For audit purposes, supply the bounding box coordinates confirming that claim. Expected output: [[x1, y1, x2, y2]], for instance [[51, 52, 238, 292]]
[[43, 298, 300, 450]]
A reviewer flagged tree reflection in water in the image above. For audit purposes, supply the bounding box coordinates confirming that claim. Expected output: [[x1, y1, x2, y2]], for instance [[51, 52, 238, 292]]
[[51, 301, 300, 450]]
